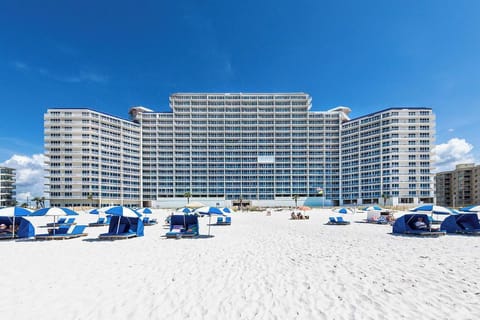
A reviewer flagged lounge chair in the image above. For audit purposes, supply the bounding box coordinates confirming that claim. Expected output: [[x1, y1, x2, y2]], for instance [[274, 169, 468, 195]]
[[216, 216, 231, 226], [166, 215, 199, 239], [35, 225, 88, 240], [142, 216, 158, 226], [88, 217, 108, 227], [326, 216, 350, 225]]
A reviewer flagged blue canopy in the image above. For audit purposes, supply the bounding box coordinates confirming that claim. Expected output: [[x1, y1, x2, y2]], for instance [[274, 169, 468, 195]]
[[136, 208, 152, 214], [170, 215, 199, 232], [0, 216, 35, 239], [440, 213, 480, 233], [460, 205, 480, 212], [362, 206, 383, 211], [31, 207, 79, 216], [410, 204, 453, 215], [195, 207, 223, 215], [105, 206, 141, 217], [106, 216, 144, 237], [392, 214, 431, 234]]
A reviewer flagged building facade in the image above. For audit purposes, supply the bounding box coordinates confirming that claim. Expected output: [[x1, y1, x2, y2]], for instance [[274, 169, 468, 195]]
[[341, 108, 435, 206], [435, 163, 480, 208], [44, 93, 436, 208], [0, 166, 16, 207], [44, 109, 142, 207]]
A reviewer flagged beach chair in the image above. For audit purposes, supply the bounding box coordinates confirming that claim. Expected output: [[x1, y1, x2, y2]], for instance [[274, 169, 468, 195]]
[[35, 225, 88, 240], [166, 215, 199, 239], [88, 217, 107, 227], [326, 216, 350, 225], [216, 216, 224, 224]]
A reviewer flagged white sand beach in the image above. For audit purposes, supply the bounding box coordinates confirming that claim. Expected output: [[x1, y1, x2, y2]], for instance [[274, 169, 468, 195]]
[[1, 209, 479, 320]]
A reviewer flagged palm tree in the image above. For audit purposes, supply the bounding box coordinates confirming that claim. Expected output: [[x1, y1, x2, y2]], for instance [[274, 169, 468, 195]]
[[292, 195, 299, 208], [32, 196, 41, 209], [184, 191, 192, 204], [87, 192, 93, 208], [40, 196, 45, 208], [382, 193, 390, 207]]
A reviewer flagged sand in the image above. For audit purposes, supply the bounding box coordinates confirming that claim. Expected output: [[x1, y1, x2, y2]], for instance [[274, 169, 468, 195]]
[[0, 209, 479, 320]]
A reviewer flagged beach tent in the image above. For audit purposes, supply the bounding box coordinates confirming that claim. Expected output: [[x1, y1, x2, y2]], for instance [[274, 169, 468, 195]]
[[105, 216, 144, 237], [392, 213, 445, 236], [166, 214, 199, 238], [0, 216, 35, 239], [0, 206, 33, 239], [440, 213, 480, 234], [393, 214, 429, 234]]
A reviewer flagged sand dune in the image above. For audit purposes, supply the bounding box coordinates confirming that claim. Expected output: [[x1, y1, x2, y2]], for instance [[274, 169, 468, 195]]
[[0, 209, 479, 320]]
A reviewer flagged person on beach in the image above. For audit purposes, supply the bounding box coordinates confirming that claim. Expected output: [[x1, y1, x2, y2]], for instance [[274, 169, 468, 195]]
[[414, 217, 427, 230], [0, 224, 10, 233]]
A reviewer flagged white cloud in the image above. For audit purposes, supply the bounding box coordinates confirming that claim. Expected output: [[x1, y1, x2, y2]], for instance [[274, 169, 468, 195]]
[[433, 138, 475, 172], [1, 154, 45, 204]]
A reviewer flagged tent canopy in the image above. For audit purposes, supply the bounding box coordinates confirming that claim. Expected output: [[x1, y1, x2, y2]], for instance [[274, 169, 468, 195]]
[[107, 216, 144, 237], [392, 214, 430, 234], [440, 213, 480, 233], [0, 216, 34, 238]]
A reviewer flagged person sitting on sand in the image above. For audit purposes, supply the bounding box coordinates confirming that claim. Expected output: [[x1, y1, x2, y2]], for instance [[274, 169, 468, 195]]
[[291, 212, 297, 220], [297, 212, 304, 219], [414, 217, 428, 230], [0, 224, 10, 233]]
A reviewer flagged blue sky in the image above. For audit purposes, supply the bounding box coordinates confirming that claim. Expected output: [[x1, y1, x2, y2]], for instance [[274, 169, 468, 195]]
[[0, 0, 479, 201]]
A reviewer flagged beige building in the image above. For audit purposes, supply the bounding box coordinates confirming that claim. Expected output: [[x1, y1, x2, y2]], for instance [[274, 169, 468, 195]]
[[0, 166, 16, 207], [435, 163, 480, 208]]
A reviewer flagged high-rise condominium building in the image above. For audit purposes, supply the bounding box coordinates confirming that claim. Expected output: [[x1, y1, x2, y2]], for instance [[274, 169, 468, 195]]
[[44, 109, 141, 208], [435, 163, 480, 208], [0, 166, 16, 207], [44, 93, 435, 208]]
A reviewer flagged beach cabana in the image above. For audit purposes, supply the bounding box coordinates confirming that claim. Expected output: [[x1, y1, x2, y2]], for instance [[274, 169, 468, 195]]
[[333, 208, 353, 214], [99, 216, 144, 240], [0, 206, 34, 239], [440, 213, 480, 235], [392, 214, 446, 237], [0, 216, 35, 240], [166, 214, 199, 239]]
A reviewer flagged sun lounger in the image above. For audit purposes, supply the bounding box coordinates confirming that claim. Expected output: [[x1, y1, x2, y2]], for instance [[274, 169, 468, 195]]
[[166, 215, 199, 238], [326, 216, 350, 225], [142, 217, 158, 226], [88, 217, 108, 227], [35, 225, 88, 240], [216, 216, 231, 225], [98, 231, 137, 240]]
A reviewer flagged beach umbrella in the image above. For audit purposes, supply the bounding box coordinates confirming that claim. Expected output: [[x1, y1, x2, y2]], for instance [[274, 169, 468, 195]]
[[362, 206, 383, 211], [177, 207, 192, 214], [297, 206, 312, 211], [185, 201, 207, 209], [89, 205, 116, 215], [136, 207, 153, 215], [0, 206, 33, 238], [104, 206, 141, 234], [220, 207, 232, 214], [31, 207, 79, 235], [410, 205, 453, 215], [333, 208, 353, 214], [460, 205, 480, 212], [195, 207, 223, 236]]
